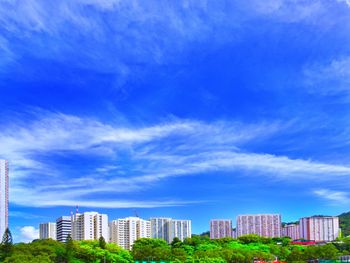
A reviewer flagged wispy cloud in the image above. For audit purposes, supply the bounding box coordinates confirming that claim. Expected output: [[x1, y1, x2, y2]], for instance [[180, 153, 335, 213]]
[[314, 189, 350, 204], [10, 211, 47, 220], [304, 57, 350, 96], [337, 0, 350, 8], [0, 0, 340, 76], [243, 0, 326, 23], [2, 110, 350, 208]]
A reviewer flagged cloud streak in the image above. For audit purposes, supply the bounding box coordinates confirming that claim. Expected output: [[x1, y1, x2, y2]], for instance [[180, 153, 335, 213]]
[[304, 57, 350, 96], [314, 189, 350, 204], [2, 110, 350, 208], [0, 0, 341, 77]]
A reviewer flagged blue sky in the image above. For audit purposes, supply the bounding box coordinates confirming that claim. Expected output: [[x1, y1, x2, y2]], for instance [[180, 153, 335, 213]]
[[1, 0, 350, 242]]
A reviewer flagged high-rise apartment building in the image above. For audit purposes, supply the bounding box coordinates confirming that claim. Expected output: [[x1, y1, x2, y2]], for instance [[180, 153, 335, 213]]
[[150, 218, 191, 243], [0, 160, 9, 238], [56, 216, 71, 242], [299, 216, 340, 242], [282, 224, 300, 240], [210, 219, 232, 239], [39, 222, 57, 240], [237, 214, 281, 238], [71, 212, 108, 241], [150, 218, 171, 242], [110, 217, 151, 250], [168, 219, 191, 242]]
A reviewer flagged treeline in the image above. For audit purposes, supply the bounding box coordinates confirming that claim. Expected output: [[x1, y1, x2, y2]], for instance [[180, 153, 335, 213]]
[[339, 211, 350, 237], [1, 234, 350, 262]]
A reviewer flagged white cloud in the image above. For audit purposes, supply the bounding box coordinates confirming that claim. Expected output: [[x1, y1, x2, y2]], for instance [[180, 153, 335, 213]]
[[2, 110, 350, 208], [0, 0, 340, 75], [77, 0, 122, 10], [337, 0, 350, 7], [10, 211, 47, 220], [314, 189, 350, 204], [304, 57, 350, 95], [1, 110, 285, 207], [18, 226, 39, 243]]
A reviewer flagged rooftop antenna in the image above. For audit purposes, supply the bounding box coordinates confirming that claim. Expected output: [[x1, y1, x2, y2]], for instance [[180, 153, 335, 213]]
[[134, 210, 139, 218], [76, 205, 79, 214]]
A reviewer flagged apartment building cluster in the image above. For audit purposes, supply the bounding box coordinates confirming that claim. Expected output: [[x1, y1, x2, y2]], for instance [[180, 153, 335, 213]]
[[210, 214, 340, 242], [39, 212, 192, 250]]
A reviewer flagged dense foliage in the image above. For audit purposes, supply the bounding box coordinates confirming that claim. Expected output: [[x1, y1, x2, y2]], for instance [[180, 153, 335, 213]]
[[339, 212, 350, 237], [132, 235, 346, 263], [1, 235, 350, 262], [0, 238, 132, 263]]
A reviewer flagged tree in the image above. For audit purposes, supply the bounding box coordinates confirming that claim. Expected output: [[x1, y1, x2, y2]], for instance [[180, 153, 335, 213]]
[[65, 234, 75, 263], [99, 236, 106, 249], [0, 228, 13, 260], [132, 238, 171, 261], [286, 247, 306, 262], [238, 234, 262, 244], [171, 237, 182, 248]]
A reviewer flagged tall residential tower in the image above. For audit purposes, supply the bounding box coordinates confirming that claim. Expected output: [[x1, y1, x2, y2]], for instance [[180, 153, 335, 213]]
[[237, 214, 281, 238], [109, 217, 151, 250], [71, 212, 108, 241], [0, 160, 9, 238], [150, 217, 191, 243], [210, 219, 232, 239], [299, 216, 340, 242]]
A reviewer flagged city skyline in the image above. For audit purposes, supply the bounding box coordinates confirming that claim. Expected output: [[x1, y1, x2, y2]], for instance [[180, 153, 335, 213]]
[[37, 211, 343, 246], [2, 1, 350, 243]]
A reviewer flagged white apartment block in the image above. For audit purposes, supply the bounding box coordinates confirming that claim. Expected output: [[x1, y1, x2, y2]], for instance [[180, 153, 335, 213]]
[[39, 222, 56, 240], [282, 224, 300, 240], [109, 217, 151, 250], [168, 219, 191, 242], [0, 160, 9, 238], [56, 216, 71, 242], [300, 216, 340, 242], [237, 214, 281, 238], [210, 219, 232, 239], [71, 212, 108, 241], [150, 218, 191, 243], [150, 218, 171, 242]]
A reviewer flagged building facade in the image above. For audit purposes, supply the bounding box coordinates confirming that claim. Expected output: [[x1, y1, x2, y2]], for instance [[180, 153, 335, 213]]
[[210, 219, 232, 239], [110, 217, 151, 250], [39, 222, 57, 240], [150, 218, 191, 243], [56, 216, 71, 242], [299, 216, 340, 242], [0, 160, 9, 238], [71, 212, 108, 241], [150, 218, 171, 242], [168, 219, 191, 242], [237, 214, 281, 238], [282, 224, 300, 240]]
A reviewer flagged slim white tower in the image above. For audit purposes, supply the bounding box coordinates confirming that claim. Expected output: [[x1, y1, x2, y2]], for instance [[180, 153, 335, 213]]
[[0, 160, 9, 238]]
